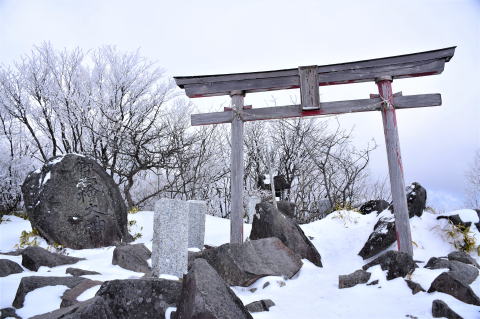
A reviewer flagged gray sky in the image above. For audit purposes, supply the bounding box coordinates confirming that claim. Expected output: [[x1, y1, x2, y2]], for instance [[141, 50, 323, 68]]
[[0, 0, 478, 211]]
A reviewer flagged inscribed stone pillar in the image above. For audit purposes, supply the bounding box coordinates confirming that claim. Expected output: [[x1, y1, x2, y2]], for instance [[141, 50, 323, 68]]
[[187, 200, 206, 249], [152, 198, 188, 278]]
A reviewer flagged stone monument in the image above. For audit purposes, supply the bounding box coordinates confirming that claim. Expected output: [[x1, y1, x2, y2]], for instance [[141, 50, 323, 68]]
[[21, 154, 130, 249], [152, 198, 189, 278], [187, 200, 206, 249]]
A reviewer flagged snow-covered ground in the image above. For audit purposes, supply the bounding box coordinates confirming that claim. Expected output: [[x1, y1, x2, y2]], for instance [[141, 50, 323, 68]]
[[1, 209, 479, 318]]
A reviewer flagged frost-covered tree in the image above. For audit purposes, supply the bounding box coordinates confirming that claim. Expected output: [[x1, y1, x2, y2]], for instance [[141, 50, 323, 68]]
[[465, 149, 480, 208]]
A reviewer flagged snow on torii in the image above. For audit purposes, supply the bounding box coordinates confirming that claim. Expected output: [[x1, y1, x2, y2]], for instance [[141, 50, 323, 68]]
[[174, 47, 456, 256]]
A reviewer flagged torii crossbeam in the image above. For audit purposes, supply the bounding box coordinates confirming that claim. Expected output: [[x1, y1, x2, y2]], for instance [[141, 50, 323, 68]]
[[174, 47, 455, 256]]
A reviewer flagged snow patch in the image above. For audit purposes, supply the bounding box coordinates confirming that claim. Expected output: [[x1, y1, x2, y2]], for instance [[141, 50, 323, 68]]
[[77, 285, 101, 301], [441, 209, 479, 223], [16, 285, 69, 318], [41, 171, 51, 186]]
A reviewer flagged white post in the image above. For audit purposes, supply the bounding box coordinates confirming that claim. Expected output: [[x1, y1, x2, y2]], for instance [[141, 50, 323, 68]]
[[230, 91, 245, 244], [377, 76, 413, 256]]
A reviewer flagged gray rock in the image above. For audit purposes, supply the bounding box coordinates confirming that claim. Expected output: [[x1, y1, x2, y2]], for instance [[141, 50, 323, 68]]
[[95, 278, 181, 319], [60, 280, 103, 308], [0, 259, 23, 277], [13, 276, 86, 308], [428, 272, 480, 306], [250, 202, 322, 267], [277, 201, 296, 218], [192, 237, 303, 286], [339, 269, 371, 289], [358, 216, 397, 259], [448, 251, 480, 268], [425, 257, 478, 285], [152, 198, 188, 278], [176, 258, 253, 319], [21, 246, 84, 271], [359, 200, 389, 215], [432, 299, 463, 319], [30, 296, 114, 319], [436, 215, 471, 229], [65, 267, 100, 276], [1, 307, 21, 319], [245, 299, 275, 313], [362, 250, 417, 280], [112, 243, 151, 274], [22, 154, 130, 249], [405, 279, 425, 294], [367, 280, 379, 286], [406, 182, 427, 218]]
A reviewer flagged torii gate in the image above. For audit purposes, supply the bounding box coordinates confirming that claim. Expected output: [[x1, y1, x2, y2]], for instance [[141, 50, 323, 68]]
[[174, 47, 455, 256]]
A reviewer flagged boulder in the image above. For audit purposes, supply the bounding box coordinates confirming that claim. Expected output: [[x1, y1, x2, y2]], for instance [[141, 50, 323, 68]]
[[406, 182, 427, 217], [405, 279, 425, 294], [0, 307, 21, 319], [0, 259, 23, 277], [338, 269, 371, 289], [21, 246, 84, 271], [61, 280, 103, 308], [250, 202, 322, 267], [359, 200, 389, 215], [191, 237, 302, 286], [432, 299, 463, 319], [95, 278, 181, 319], [176, 258, 253, 319], [30, 296, 114, 319], [362, 251, 417, 280], [277, 201, 296, 218], [358, 215, 396, 259], [112, 244, 151, 274], [447, 251, 480, 268], [424, 257, 478, 285], [13, 276, 86, 308], [65, 267, 100, 276], [245, 299, 275, 313], [22, 154, 130, 249], [428, 272, 480, 306], [436, 215, 471, 229]]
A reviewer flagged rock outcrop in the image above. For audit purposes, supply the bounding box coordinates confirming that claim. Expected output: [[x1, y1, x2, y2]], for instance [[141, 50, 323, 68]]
[[176, 258, 253, 319], [112, 244, 151, 274], [359, 200, 389, 215], [22, 154, 130, 249], [362, 251, 417, 280], [338, 270, 371, 289], [428, 272, 480, 306], [250, 202, 322, 267], [191, 237, 303, 286], [21, 246, 84, 271], [0, 259, 23, 277]]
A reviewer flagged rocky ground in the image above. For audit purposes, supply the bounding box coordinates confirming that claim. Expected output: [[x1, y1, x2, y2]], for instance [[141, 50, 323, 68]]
[[1, 207, 479, 318]]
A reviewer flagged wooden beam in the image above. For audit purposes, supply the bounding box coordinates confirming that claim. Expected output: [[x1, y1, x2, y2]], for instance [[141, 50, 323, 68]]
[[191, 93, 441, 126], [175, 47, 455, 98], [230, 92, 245, 244], [377, 77, 413, 256]]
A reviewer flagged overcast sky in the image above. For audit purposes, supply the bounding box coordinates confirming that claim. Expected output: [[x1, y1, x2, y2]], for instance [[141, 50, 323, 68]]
[[0, 0, 478, 211]]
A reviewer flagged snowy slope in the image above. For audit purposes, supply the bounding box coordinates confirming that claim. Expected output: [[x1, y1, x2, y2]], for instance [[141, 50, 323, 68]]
[[1, 209, 479, 319]]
